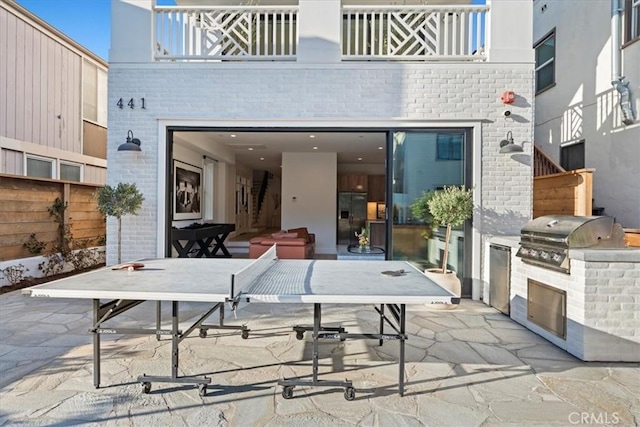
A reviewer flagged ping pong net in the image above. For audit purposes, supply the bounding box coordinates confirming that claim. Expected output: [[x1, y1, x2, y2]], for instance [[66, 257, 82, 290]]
[[230, 244, 279, 301]]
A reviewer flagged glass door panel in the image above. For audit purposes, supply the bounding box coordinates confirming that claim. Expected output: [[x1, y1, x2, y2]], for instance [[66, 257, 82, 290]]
[[390, 130, 468, 283]]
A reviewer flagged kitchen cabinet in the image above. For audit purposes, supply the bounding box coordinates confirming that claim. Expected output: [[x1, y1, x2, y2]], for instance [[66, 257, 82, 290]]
[[367, 175, 385, 202], [368, 221, 386, 247], [338, 175, 367, 192]]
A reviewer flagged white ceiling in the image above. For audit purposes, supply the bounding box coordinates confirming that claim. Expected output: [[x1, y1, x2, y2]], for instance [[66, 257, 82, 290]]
[[174, 131, 387, 175]]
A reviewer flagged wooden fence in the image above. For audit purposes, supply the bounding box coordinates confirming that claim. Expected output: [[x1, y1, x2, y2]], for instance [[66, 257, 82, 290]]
[[0, 175, 105, 261], [533, 168, 593, 218]]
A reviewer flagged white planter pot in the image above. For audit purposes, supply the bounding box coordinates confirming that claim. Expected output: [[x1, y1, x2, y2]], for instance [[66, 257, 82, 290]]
[[423, 268, 461, 310]]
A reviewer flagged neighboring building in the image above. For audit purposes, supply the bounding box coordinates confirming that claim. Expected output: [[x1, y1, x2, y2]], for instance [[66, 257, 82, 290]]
[[108, 0, 534, 298], [0, 0, 107, 184], [533, 0, 640, 228]]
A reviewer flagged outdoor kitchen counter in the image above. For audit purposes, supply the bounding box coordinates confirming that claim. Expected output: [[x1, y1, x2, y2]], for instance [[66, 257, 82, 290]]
[[485, 237, 640, 362]]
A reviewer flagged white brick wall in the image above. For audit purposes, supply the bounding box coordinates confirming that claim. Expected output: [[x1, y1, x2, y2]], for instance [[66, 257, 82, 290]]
[[107, 63, 535, 282]]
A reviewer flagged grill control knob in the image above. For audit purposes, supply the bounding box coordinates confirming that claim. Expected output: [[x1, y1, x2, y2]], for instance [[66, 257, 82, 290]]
[[552, 253, 562, 263], [540, 251, 550, 260]]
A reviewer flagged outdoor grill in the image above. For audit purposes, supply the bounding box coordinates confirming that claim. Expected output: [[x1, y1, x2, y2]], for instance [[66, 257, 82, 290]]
[[516, 215, 626, 273]]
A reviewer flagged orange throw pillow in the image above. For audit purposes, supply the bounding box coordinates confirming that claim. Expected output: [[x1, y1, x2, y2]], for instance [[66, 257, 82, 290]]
[[271, 232, 299, 239], [287, 227, 310, 242]]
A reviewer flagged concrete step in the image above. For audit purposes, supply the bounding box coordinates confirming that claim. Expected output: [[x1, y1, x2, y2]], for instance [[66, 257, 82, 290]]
[[226, 240, 249, 255]]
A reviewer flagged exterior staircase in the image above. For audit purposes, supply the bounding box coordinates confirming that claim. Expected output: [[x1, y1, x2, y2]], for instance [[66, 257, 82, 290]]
[[534, 146, 604, 216]]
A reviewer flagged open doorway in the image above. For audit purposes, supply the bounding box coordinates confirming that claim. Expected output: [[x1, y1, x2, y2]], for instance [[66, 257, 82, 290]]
[[168, 129, 387, 257]]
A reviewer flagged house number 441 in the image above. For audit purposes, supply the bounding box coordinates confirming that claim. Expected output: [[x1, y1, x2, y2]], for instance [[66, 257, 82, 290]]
[[117, 98, 146, 109]]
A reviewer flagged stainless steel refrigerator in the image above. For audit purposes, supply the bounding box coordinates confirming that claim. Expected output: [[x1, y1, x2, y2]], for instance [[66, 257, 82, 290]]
[[337, 192, 367, 245]]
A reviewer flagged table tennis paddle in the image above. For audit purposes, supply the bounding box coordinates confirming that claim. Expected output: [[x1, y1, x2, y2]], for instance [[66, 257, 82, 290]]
[[112, 263, 145, 271]]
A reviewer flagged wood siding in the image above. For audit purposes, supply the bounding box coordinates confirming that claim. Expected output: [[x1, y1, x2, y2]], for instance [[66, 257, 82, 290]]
[[0, 174, 105, 261], [0, 5, 82, 152], [84, 165, 107, 185], [83, 120, 107, 159], [533, 169, 593, 218], [1, 149, 23, 175]]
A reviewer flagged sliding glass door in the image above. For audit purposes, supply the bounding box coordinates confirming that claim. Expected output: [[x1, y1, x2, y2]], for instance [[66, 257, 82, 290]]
[[389, 130, 470, 292]]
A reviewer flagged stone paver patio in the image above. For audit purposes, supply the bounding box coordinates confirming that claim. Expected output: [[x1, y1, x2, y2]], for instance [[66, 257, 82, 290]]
[[1, 291, 638, 426]]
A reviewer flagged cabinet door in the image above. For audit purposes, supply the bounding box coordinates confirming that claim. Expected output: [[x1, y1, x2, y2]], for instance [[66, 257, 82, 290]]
[[338, 175, 367, 192], [367, 175, 385, 202]]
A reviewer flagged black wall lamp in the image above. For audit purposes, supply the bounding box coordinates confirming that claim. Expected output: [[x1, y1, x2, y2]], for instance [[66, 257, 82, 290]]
[[118, 130, 142, 152], [499, 131, 523, 153]]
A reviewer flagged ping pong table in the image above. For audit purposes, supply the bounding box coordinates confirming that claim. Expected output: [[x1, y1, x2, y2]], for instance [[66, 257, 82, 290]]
[[23, 245, 459, 400]]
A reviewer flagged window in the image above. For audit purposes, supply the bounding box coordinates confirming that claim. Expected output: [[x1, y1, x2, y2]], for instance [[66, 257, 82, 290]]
[[625, 0, 640, 43], [560, 140, 585, 171], [436, 133, 463, 160], [534, 30, 555, 94], [83, 59, 107, 127], [60, 162, 82, 182], [26, 156, 54, 179]]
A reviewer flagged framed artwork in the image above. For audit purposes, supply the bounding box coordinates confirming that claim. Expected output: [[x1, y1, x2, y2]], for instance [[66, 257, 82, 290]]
[[174, 160, 202, 220]]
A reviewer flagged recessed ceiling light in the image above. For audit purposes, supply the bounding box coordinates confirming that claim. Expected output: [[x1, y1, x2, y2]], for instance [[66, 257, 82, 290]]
[[248, 147, 253, 151], [260, 157, 264, 160], [378, 146, 383, 150], [357, 157, 363, 161], [313, 146, 318, 150], [230, 134, 237, 138], [309, 135, 315, 138]]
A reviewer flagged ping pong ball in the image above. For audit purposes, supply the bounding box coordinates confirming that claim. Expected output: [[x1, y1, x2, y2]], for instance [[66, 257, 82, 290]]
[[128, 266, 134, 271]]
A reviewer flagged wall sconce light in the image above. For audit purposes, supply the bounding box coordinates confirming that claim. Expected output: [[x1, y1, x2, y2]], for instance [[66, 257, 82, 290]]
[[118, 130, 142, 152], [499, 131, 523, 153]]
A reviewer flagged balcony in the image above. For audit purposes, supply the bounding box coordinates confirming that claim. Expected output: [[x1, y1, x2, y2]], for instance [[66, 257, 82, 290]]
[[154, 3, 488, 62]]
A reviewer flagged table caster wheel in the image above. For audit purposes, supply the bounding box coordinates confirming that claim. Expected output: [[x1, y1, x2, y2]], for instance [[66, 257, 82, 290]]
[[199, 329, 207, 338], [198, 384, 207, 397], [241, 329, 249, 339], [282, 386, 294, 399], [142, 382, 151, 394], [295, 331, 304, 340], [344, 386, 355, 401]]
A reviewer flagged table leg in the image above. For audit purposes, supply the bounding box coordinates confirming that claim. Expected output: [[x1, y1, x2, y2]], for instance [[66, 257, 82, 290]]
[[138, 300, 211, 395], [171, 301, 179, 379], [312, 303, 320, 383], [210, 233, 232, 257], [156, 301, 162, 341], [195, 237, 214, 257], [93, 299, 101, 389], [379, 304, 384, 346], [399, 304, 406, 396], [172, 240, 197, 258]]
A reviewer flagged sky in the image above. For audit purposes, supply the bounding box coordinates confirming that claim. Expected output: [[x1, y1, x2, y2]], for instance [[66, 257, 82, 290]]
[[16, 0, 486, 62], [15, 0, 175, 61]]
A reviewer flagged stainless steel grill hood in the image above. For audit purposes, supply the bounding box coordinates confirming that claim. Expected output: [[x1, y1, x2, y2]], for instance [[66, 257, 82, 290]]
[[516, 215, 626, 273]]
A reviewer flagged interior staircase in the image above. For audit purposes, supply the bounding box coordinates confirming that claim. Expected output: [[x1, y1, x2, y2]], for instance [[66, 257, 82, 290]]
[[251, 171, 271, 228]]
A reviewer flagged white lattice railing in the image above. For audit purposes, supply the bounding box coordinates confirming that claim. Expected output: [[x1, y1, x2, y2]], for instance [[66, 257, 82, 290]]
[[154, 4, 488, 62], [154, 6, 298, 61], [342, 5, 488, 61]]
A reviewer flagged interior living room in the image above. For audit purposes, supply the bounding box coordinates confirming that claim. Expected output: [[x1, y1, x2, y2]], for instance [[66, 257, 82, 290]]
[[170, 129, 387, 260]]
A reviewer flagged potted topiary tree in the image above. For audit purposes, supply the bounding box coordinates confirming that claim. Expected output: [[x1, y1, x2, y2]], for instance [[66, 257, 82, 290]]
[[94, 183, 144, 264], [428, 185, 474, 275], [411, 185, 473, 307]]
